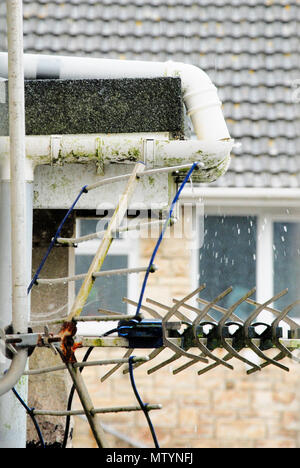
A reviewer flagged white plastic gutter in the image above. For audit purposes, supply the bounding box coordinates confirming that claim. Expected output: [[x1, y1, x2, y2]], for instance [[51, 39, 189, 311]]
[[0, 1, 29, 400], [0, 53, 230, 141], [0, 135, 234, 184]]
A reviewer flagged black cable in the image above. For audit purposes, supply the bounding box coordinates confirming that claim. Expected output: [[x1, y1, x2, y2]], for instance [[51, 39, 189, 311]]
[[128, 356, 160, 449], [102, 327, 121, 337], [11, 386, 46, 449]]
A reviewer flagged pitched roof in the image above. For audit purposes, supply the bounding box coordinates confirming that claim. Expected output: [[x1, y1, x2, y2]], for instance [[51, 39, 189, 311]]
[[1, 0, 299, 188]]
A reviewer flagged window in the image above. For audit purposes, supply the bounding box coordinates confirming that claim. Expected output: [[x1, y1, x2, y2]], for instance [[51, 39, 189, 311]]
[[274, 222, 300, 317], [75, 253, 128, 315], [197, 211, 300, 319], [199, 215, 257, 320]]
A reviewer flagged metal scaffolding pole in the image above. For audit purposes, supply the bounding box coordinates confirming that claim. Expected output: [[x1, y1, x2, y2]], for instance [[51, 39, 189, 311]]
[[0, 0, 32, 448], [0, 182, 33, 448]]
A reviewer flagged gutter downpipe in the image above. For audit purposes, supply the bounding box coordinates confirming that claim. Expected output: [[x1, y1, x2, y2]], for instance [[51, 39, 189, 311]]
[[0, 53, 231, 141], [0, 1, 31, 448]]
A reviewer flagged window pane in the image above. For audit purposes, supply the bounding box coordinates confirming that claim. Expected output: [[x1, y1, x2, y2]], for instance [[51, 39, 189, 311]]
[[199, 216, 257, 320], [79, 219, 100, 237], [75, 254, 128, 315], [274, 222, 300, 317], [79, 218, 122, 239]]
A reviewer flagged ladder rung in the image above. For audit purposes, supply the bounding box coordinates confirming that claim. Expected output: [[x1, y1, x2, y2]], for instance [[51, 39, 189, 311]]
[[33, 404, 162, 417], [139, 162, 204, 177], [98, 307, 125, 316], [36, 265, 156, 285], [85, 162, 204, 192], [24, 356, 149, 376], [56, 219, 171, 245], [75, 314, 140, 322], [101, 349, 134, 382], [32, 309, 138, 326]]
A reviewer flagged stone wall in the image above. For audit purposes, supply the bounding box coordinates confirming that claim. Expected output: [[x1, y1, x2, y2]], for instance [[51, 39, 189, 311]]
[[26, 210, 74, 446], [72, 348, 300, 449]]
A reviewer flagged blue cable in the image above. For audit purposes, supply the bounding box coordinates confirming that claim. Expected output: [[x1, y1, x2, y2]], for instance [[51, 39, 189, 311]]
[[128, 356, 160, 449], [134, 162, 200, 319], [27, 185, 88, 294]]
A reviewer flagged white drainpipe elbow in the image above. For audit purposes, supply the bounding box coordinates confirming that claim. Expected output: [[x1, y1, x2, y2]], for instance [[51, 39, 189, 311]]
[[0, 350, 28, 397], [0, 53, 231, 142], [166, 61, 230, 141]]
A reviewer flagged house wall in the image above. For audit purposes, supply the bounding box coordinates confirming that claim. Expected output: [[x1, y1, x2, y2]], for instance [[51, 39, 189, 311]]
[[71, 210, 300, 449], [26, 210, 75, 446]]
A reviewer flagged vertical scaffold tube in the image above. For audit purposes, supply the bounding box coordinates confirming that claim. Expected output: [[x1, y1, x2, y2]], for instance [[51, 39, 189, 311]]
[[0, 0, 31, 448], [7, 0, 28, 336]]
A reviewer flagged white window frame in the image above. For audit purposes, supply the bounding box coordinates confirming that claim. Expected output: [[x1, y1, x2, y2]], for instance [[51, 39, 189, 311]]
[[69, 217, 140, 335], [186, 193, 300, 324]]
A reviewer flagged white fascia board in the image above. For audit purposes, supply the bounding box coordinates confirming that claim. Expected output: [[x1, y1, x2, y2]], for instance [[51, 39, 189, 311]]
[[181, 187, 300, 209], [1, 133, 233, 209]]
